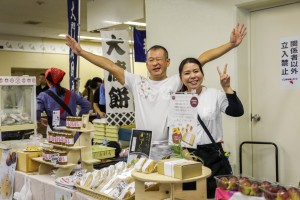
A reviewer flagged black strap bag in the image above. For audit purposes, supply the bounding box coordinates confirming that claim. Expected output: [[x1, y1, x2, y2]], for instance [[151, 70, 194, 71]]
[[197, 115, 232, 198]]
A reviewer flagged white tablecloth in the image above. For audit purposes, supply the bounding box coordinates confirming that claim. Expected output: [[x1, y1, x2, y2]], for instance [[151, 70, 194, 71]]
[[14, 171, 97, 200]]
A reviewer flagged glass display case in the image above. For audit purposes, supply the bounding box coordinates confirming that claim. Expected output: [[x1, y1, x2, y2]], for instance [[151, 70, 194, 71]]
[[0, 76, 37, 141]]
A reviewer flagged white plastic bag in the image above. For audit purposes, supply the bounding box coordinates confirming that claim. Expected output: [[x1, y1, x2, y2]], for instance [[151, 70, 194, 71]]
[[13, 176, 32, 200]]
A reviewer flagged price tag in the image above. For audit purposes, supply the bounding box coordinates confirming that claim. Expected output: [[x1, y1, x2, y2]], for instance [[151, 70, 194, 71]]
[[52, 110, 60, 127]]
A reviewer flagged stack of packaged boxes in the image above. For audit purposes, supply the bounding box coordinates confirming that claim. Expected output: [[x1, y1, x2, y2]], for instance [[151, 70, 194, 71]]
[[93, 119, 106, 144]]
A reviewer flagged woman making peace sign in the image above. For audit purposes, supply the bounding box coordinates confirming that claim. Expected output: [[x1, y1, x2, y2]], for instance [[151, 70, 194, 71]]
[[178, 57, 244, 198]]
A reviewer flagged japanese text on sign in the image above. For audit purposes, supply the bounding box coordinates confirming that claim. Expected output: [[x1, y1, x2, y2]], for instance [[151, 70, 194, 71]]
[[280, 37, 299, 88]]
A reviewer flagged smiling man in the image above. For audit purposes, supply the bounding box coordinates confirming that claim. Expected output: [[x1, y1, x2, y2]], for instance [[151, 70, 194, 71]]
[[65, 23, 246, 160]]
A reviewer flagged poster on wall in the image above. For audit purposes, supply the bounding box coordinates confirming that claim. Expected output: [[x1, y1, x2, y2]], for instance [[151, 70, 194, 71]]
[[167, 93, 198, 149], [280, 36, 299, 89], [101, 29, 135, 126], [0, 149, 17, 200]]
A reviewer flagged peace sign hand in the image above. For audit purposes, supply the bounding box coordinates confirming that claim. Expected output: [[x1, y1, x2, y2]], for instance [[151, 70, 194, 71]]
[[217, 64, 233, 94]]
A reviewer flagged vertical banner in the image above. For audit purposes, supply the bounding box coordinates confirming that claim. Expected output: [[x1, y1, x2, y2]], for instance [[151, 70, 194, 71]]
[[280, 36, 299, 89], [168, 93, 198, 149], [133, 27, 147, 62], [67, 0, 79, 91], [101, 29, 135, 126]]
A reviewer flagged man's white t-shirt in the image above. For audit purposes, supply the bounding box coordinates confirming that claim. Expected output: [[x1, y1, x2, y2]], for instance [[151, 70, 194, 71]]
[[124, 71, 182, 143]]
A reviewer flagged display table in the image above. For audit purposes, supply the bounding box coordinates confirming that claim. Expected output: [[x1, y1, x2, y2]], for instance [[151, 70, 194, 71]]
[[132, 166, 211, 200], [14, 170, 98, 200]]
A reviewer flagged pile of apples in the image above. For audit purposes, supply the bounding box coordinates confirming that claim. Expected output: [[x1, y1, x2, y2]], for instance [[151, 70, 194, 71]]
[[216, 175, 263, 196], [261, 184, 300, 200], [216, 175, 300, 199]]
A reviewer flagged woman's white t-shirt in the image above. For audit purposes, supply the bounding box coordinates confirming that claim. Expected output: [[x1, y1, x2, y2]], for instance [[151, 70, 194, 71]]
[[196, 87, 229, 145]]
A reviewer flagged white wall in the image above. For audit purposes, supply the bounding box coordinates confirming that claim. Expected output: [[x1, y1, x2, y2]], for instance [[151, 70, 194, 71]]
[[145, 0, 250, 169], [145, 0, 298, 171], [145, 0, 298, 175]]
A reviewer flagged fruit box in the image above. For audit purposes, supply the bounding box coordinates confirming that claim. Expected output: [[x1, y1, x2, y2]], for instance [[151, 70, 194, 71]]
[[215, 175, 242, 191], [259, 184, 300, 200], [215, 175, 267, 197], [16, 150, 42, 172], [157, 158, 202, 179]]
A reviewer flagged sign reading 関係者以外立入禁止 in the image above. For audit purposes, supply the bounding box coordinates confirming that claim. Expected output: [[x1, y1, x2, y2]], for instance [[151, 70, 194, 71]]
[[280, 36, 300, 89], [127, 129, 152, 165]]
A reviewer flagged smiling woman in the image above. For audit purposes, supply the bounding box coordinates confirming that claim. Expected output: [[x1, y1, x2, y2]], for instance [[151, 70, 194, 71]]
[[178, 57, 244, 198]]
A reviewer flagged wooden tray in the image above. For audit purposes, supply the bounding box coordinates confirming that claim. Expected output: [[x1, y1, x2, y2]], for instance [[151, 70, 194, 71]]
[[76, 184, 134, 200]]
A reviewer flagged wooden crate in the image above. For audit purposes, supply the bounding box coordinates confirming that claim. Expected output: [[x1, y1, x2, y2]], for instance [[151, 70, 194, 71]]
[[17, 150, 42, 172]]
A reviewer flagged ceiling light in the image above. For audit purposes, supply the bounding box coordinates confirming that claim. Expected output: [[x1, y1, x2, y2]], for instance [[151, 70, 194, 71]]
[[58, 34, 102, 41], [59, 34, 134, 43], [103, 20, 122, 25], [124, 21, 146, 27]]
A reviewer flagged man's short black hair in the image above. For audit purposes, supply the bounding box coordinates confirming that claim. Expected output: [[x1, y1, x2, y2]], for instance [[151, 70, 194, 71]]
[[146, 45, 169, 59]]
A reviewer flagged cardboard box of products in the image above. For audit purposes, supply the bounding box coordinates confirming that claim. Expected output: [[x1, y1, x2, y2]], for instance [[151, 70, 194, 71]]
[[157, 158, 202, 179], [17, 151, 42, 172]]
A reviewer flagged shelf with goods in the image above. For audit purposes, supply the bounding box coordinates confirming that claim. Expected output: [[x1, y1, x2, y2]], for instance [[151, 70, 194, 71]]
[[92, 119, 134, 145], [32, 124, 100, 177], [0, 76, 37, 141], [31, 157, 77, 177]]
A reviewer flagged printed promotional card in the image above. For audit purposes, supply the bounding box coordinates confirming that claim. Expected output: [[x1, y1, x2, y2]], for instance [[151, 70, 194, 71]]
[[127, 129, 152, 165], [81, 114, 90, 130], [168, 93, 198, 149], [52, 110, 60, 127]]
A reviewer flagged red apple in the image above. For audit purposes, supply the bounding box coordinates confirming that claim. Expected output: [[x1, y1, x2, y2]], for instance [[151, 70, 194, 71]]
[[249, 181, 262, 196], [277, 187, 289, 200], [260, 180, 272, 190], [239, 179, 252, 195], [227, 176, 238, 191], [217, 176, 229, 190], [239, 176, 250, 184], [288, 187, 300, 200], [264, 185, 279, 200]]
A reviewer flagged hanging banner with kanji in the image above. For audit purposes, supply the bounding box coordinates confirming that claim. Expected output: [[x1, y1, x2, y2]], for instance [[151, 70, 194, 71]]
[[280, 36, 299, 89], [101, 29, 135, 126], [67, 0, 79, 91]]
